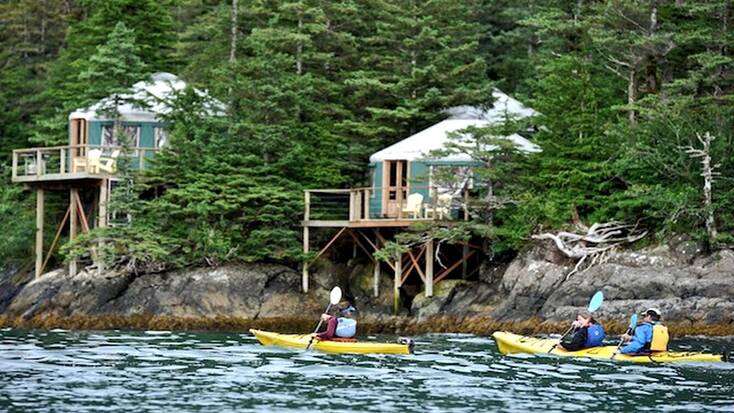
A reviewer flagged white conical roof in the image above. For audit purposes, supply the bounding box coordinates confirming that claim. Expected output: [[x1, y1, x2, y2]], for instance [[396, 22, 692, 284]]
[[69, 72, 223, 122], [369, 90, 540, 163]]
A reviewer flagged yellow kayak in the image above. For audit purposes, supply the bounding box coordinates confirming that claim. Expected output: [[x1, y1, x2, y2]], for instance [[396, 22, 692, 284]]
[[249, 329, 413, 355], [492, 332, 727, 363]]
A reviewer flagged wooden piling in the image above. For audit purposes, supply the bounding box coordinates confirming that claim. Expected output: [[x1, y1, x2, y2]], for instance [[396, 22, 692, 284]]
[[425, 240, 434, 297], [393, 255, 402, 314], [69, 189, 78, 276], [35, 189, 44, 278]]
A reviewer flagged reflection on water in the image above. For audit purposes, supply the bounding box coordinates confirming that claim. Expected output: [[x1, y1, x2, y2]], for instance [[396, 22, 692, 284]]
[[1, 329, 732, 412]]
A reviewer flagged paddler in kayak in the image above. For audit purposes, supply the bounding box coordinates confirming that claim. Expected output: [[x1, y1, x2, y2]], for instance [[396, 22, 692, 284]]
[[558, 311, 606, 351], [619, 308, 669, 354], [312, 301, 357, 340]]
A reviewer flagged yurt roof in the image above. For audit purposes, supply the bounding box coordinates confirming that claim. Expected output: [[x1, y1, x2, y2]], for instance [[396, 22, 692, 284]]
[[69, 72, 223, 122], [369, 90, 541, 163]]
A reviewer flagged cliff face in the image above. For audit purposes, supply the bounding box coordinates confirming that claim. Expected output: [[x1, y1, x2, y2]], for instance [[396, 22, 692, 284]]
[[411, 241, 734, 326], [0, 263, 336, 320], [1, 241, 732, 329]]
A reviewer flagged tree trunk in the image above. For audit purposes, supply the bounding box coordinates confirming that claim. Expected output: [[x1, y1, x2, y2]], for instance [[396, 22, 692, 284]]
[[700, 132, 718, 241], [229, 0, 238, 62], [627, 67, 637, 123], [296, 17, 303, 75]]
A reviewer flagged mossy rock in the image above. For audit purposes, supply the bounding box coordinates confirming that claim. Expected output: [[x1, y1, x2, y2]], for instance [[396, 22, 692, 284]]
[[411, 279, 465, 319]]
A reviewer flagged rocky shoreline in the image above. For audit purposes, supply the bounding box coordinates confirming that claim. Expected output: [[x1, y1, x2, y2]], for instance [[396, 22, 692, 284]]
[[1, 240, 733, 336]]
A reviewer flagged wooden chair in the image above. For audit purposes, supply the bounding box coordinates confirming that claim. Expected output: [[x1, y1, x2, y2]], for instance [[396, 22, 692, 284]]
[[401, 193, 424, 219], [425, 193, 452, 220], [72, 149, 102, 173], [98, 149, 121, 173]]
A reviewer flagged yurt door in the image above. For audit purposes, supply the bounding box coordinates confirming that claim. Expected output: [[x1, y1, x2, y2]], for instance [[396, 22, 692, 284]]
[[382, 160, 408, 218], [69, 118, 88, 160]]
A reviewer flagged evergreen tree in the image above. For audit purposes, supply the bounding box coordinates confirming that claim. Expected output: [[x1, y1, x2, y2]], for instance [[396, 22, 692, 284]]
[[33, 0, 176, 146], [347, 0, 490, 156]]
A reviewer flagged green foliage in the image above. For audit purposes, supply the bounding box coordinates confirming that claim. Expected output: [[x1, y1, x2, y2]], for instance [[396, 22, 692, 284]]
[[4, 0, 734, 273], [0, 172, 35, 270]]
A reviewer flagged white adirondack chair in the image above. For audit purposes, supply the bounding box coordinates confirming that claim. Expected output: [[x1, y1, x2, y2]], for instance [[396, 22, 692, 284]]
[[401, 193, 424, 219]]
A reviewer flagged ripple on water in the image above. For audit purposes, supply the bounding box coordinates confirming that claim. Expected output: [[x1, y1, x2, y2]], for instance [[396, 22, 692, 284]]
[[0, 330, 732, 412]]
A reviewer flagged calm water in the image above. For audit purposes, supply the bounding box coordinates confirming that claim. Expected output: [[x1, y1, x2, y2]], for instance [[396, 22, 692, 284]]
[[1, 328, 733, 412]]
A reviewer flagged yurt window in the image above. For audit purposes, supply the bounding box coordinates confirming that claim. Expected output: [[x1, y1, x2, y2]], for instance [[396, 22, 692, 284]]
[[101, 125, 141, 147]]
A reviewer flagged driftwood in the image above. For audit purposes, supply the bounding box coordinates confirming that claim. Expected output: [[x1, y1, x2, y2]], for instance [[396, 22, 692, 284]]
[[532, 221, 647, 279]]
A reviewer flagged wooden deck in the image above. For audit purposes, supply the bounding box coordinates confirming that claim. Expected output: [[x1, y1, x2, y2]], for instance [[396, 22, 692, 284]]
[[302, 218, 437, 228], [12, 144, 158, 185], [302, 187, 472, 301], [303, 187, 462, 228]]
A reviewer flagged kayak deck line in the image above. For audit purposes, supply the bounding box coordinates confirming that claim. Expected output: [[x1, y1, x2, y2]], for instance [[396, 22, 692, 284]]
[[492, 331, 726, 364], [250, 329, 413, 355]]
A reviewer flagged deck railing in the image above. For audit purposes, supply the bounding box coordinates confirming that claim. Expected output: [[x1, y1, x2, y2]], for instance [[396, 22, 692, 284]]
[[12, 144, 160, 182], [304, 186, 468, 225]]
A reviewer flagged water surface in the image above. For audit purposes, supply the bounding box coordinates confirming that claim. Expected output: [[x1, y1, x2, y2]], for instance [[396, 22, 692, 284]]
[[1, 329, 732, 412]]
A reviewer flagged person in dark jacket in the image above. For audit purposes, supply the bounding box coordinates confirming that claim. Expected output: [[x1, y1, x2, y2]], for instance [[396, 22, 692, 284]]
[[559, 312, 605, 351]]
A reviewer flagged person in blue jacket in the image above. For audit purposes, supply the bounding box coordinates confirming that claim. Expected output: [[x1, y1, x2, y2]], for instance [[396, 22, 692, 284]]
[[620, 308, 668, 354], [559, 312, 606, 351]]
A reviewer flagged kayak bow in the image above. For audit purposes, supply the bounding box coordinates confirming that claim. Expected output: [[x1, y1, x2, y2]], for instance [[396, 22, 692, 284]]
[[493, 331, 725, 363], [250, 329, 413, 355]]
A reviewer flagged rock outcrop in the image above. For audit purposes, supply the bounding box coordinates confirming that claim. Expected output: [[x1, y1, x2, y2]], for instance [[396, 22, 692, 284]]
[[2, 240, 732, 329], [428, 241, 734, 325], [1, 263, 337, 320]]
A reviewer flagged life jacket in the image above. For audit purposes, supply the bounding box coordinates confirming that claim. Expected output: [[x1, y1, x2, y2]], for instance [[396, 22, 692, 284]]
[[584, 323, 605, 348], [650, 323, 669, 352], [335, 317, 356, 338]]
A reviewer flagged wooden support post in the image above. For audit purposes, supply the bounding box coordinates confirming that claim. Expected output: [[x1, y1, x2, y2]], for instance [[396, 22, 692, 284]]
[[42, 206, 71, 274], [393, 255, 402, 315], [97, 179, 108, 276], [303, 225, 309, 293], [373, 229, 380, 297], [36, 149, 42, 176], [373, 260, 380, 298], [12, 151, 18, 180], [60, 148, 66, 174], [396, 163, 404, 219], [69, 189, 78, 276], [302, 190, 312, 292], [364, 189, 370, 220], [425, 240, 434, 297], [35, 189, 44, 278]]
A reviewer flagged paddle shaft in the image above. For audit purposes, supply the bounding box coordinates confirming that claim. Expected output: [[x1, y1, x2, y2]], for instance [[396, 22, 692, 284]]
[[611, 326, 634, 359], [548, 324, 576, 353], [306, 303, 333, 350]]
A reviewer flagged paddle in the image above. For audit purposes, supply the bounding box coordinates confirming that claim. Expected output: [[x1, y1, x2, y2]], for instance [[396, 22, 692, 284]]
[[305, 286, 342, 350], [548, 291, 604, 353], [611, 313, 638, 360]]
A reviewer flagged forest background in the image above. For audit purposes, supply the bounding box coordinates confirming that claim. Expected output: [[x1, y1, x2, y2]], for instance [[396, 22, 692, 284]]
[[0, 0, 732, 273]]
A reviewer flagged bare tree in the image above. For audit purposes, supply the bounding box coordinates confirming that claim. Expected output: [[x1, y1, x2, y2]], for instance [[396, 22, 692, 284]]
[[681, 132, 720, 242]]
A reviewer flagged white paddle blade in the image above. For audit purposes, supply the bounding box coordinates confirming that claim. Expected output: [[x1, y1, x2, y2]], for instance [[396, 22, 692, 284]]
[[330, 287, 342, 305]]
